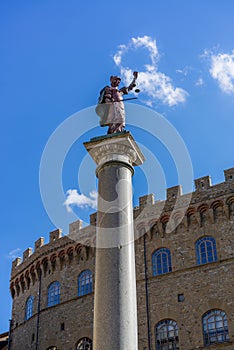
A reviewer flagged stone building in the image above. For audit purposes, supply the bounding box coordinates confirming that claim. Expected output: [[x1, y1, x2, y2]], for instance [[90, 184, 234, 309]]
[[9, 167, 234, 350], [0, 332, 8, 350]]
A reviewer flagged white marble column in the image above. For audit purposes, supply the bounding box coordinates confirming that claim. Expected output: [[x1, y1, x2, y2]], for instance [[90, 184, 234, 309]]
[[84, 132, 145, 350]]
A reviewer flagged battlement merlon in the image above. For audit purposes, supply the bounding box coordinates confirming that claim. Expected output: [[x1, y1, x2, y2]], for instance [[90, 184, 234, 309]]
[[23, 248, 33, 261], [139, 194, 155, 207], [10, 166, 234, 273], [69, 219, 83, 235], [12, 257, 22, 270], [194, 176, 211, 191], [224, 167, 234, 182], [10, 222, 86, 275], [167, 185, 182, 200], [34, 237, 44, 251], [50, 228, 62, 242]]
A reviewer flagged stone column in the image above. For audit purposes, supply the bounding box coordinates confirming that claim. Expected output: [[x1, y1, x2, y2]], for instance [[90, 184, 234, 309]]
[[84, 132, 145, 350]]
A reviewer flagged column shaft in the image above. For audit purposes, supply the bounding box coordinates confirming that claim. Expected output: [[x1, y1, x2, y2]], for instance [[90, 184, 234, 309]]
[[94, 163, 137, 349]]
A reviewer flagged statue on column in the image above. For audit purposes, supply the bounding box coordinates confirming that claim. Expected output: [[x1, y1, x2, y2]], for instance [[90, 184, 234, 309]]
[[95, 71, 139, 134]]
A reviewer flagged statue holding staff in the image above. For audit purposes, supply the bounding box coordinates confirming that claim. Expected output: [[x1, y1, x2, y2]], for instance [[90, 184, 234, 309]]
[[96, 71, 139, 134]]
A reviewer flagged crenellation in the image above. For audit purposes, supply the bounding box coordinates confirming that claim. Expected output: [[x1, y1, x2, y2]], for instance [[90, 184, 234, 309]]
[[69, 219, 82, 235], [224, 167, 234, 182], [12, 257, 21, 270], [89, 212, 97, 226], [34, 237, 44, 251], [9, 168, 234, 277], [11, 235, 71, 276], [10, 233, 96, 291], [166, 185, 182, 200], [23, 248, 33, 261], [194, 175, 211, 191], [9, 171, 234, 276], [139, 193, 155, 207], [49, 228, 62, 242]]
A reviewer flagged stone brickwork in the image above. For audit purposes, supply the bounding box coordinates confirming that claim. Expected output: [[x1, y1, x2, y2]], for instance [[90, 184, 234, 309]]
[[9, 168, 234, 350]]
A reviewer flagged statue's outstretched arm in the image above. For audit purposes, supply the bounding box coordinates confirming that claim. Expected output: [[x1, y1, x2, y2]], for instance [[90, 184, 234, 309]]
[[120, 71, 138, 94], [128, 71, 138, 91]]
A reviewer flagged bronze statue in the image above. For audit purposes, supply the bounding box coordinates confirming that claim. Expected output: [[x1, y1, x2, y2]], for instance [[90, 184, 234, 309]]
[[96, 71, 139, 134]]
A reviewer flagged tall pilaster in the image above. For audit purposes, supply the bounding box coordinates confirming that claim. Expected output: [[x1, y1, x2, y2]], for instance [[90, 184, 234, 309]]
[[84, 132, 145, 350]]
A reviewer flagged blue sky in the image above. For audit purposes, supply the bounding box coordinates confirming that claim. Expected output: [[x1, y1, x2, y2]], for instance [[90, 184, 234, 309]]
[[1, 0, 234, 333]]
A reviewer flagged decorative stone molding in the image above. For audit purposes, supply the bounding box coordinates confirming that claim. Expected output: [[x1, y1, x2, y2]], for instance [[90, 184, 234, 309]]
[[84, 132, 145, 174]]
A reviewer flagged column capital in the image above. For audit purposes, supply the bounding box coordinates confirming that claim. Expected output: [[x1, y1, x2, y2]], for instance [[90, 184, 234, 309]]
[[83, 132, 145, 170]]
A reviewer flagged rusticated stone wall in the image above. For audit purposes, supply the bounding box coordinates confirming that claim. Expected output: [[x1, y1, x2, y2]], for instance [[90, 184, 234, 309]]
[[9, 168, 234, 350]]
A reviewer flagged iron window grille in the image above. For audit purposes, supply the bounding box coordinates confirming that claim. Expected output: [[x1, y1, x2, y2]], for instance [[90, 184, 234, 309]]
[[203, 309, 230, 346], [76, 337, 92, 350], [155, 319, 179, 350]]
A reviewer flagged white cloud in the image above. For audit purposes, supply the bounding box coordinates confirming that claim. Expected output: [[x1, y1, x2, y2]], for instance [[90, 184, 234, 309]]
[[195, 77, 204, 86], [113, 44, 127, 66], [206, 50, 234, 94], [8, 248, 21, 259], [64, 189, 97, 212], [176, 69, 184, 75], [113, 35, 188, 107], [131, 35, 159, 65], [176, 66, 191, 77]]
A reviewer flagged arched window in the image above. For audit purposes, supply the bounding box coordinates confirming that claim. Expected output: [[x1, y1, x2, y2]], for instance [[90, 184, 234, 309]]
[[25, 296, 34, 320], [196, 236, 218, 265], [47, 281, 60, 307], [203, 309, 230, 346], [78, 270, 93, 297], [155, 319, 179, 350], [46, 347, 59, 350], [152, 248, 172, 276], [76, 337, 92, 350]]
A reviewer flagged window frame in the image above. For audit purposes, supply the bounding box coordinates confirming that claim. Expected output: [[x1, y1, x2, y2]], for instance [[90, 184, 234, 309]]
[[78, 270, 93, 297], [203, 309, 230, 346], [47, 281, 60, 307], [152, 248, 172, 276], [25, 295, 34, 320], [155, 319, 179, 350], [76, 337, 92, 350], [196, 236, 218, 265]]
